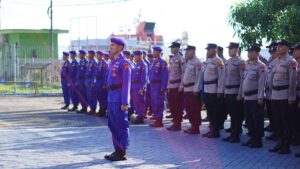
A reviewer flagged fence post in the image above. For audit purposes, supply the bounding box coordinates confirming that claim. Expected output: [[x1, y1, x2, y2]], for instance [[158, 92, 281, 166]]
[[13, 43, 17, 95]]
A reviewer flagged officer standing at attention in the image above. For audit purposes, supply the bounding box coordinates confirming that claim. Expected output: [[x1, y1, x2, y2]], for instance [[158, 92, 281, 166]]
[[167, 42, 185, 131], [149, 46, 169, 127], [131, 50, 148, 124], [202, 44, 225, 138], [76, 50, 88, 114], [68, 50, 79, 112], [241, 44, 266, 148], [95, 51, 109, 117], [265, 42, 278, 139], [60, 52, 71, 110], [217, 46, 228, 129], [104, 37, 131, 161], [85, 50, 97, 115], [181, 45, 202, 134], [223, 42, 245, 143], [269, 39, 297, 154], [145, 53, 153, 117]]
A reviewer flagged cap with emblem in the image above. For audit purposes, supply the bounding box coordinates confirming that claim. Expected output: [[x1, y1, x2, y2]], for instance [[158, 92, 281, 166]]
[[110, 37, 126, 46], [169, 42, 181, 48], [79, 50, 86, 54], [152, 46, 163, 52], [142, 51, 147, 55], [185, 45, 196, 51], [63, 51, 69, 55], [217, 46, 223, 52], [227, 42, 240, 49], [247, 43, 261, 52], [294, 43, 300, 50], [277, 39, 290, 47], [104, 52, 109, 57], [123, 50, 131, 56], [133, 50, 143, 55], [205, 43, 218, 50]]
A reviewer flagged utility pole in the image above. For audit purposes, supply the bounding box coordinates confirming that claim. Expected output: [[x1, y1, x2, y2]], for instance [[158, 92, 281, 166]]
[[48, 0, 54, 86]]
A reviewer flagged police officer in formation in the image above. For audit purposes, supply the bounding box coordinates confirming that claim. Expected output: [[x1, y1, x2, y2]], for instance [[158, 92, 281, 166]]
[[60, 52, 71, 110], [202, 43, 225, 138], [167, 42, 184, 131], [241, 44, 266, 148], [181, 45, 202, 134], [60, 38, 300, 159]]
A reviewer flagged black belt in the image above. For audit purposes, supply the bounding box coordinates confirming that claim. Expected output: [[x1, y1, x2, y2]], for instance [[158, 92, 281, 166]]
[[184, 82, 195, 87], [96, 77, 103, 80], [169, 79, 181, 84], [272, 85, 289, 91], [132, 80, 141, 84], [86, 76, 93, 79], [225, 84, 240, 89], [244, 89, 258, 96], [151, 80, 162, 83], [204, 79, 218, 85], [107, 84, 122, 90]]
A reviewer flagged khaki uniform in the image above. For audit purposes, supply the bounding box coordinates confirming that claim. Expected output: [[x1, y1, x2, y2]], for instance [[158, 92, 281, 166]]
[[224, 56, 245, 95]]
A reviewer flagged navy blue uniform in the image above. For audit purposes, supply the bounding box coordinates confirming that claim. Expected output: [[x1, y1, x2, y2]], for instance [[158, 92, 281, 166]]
[[69, 59, 79, 107], [61, 60, 71, 105], [85, 58, 97, 111], [107, 54, 131, 151], [95, 59, 109, 113], [76, 58, 88, 109]]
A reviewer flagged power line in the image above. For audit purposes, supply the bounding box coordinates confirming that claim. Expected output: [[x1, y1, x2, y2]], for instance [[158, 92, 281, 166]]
[[4, 0, 130, 6]]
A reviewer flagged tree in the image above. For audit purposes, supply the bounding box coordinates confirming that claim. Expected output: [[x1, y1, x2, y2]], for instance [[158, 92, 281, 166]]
[[229, 0, 300, 49]]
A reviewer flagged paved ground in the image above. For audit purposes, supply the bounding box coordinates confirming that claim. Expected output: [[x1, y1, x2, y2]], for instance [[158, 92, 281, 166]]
[[0, 96, 299, 169]]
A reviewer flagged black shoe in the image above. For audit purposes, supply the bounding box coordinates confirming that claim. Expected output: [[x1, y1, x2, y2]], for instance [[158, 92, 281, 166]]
[[68, 106, 78, 112], [206, 132, 220, 138], [61, 104, 69, 110], [149, 120, 163, 128], [241, 139, 253, 147], [249, 139, 262, 148], [269, 144, 282, 153], [104, 150, 127, 161], [76, 107, 87, 114], [131, 116, 145, 125], [229, 137, 240, 143], [166, 114, 173, 119], [222, 136, 232, 142], [87, 109, 97, 116], [167, 124, 181, 131], [295, 152, 300, 157], [278, 146, 291, 154], [184, 127, 200, 134]]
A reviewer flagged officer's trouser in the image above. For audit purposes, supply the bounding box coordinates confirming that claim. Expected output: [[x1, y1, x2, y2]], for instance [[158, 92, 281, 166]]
[[132, 88, 146, 117], [150, 84, 165, 121], [272, 99, 292, 145], [218, 96, 227, 129], [70, 78, 79, 106], [184, 92, 201, 127], [78, 79, 88, 108], [205, 93, 220, 133], [145, 84, 152, 113], [96, 80, 107, 111], [61, 79, 70, 105], [225, 94, 244, 137], [108, 102, 129, 150], [169, 88, 184, 124], [244, 100, 264, 140], [86, 80, 97, 110], [265, 99, 274, 129]]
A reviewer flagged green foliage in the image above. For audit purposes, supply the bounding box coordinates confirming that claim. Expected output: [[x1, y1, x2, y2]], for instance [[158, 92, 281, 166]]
[[229, 0, 300, 49]]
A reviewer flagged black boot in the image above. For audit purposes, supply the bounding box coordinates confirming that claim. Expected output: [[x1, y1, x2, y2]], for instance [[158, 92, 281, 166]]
[[77, 107, 87, 114], [105, 148, 127, 161], [68, 105, 78, 112], [87, 109, 97, 116], [61, 104, 69, 110]]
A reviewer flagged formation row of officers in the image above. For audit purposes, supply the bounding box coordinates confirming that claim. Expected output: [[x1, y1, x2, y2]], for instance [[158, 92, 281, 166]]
[[60, 38, 300, 161]]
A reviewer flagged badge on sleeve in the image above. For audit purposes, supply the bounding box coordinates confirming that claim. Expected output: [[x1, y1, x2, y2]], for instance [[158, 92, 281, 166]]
[[240, 61, 245, 70], [290, 60, 297, 70], [259, 64, 265, 72], [218, 61, 224, 69]]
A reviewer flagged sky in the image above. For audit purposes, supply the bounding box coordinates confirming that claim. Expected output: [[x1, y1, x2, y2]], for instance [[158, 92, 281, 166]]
[[0, 0, 242, 59]]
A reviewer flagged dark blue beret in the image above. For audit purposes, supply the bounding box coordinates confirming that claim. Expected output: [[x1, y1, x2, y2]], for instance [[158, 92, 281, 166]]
[[69, 50, 76, 55], [152, 46, 163, 52], [63, 51, 69, 55], [88, 50, 95, 54], [111, 37, 126, 46], [133, 50, 143, 55], [147, 53, 153, 58], [79, 50, 86, 54], [123, 50, 131, 56], [96, 51, 103, 55]]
